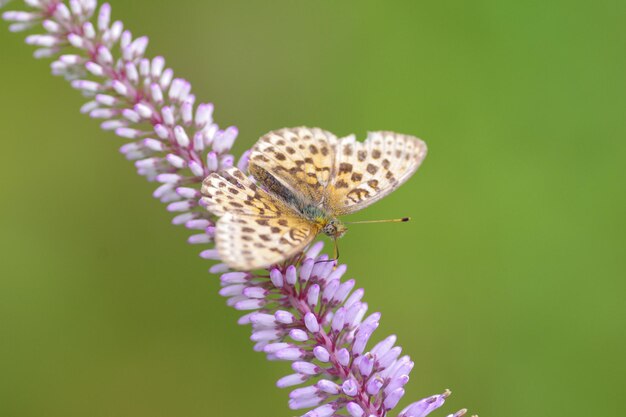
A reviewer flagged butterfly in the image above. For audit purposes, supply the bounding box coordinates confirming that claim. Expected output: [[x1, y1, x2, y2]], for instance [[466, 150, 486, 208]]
[[200, 127, 427, 271]]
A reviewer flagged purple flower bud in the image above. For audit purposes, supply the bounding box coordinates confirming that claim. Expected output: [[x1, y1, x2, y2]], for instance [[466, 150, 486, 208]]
[[366, 376, 383, 395], [386, 374, 410, 394], [125, 62, 139, 83], [167, 200, 194, 212], [199, 249, 220, 260], [54, 3, 71, 20], [398, 390, 450, 417], [344, 302, 365, 329], [290, 396, 324, 411], [187, 232, 209, 244], [316, 379, 340, 394], [307, 284, 320, 308], [353, 323, 376, 355], [304, 404, 335, 417], [336, 348, 350, 366], [219, 155, 235, 170], [371, 335, 397, 357], [275, 310, 294, 324], [347, 402, 365, 417], [188, 161, 205, 177], [97, 46, 113, 64], [160, 68, 174, 88], [206, 151, 219, 172], [151, 56, 165, 77], [250, 329, 280, 342], [135, 103, 153, 119], [156, 173, 181, 184], [85, 61, 104, 76], [342, 377, 358, 396], [219, 284, 244, 297], [71, 79, 100, 92], [249, 313, 276, 326], [383, 355, 414, 379], [220, 272, 248, 284], [290, 385, 318, 399], [331, 307, 346, 332], [181, 100, 193, 125], [292, 361, 319, 376], [277, 374, 308, 388], [304, 313, 320, 333], [242, 286, 266, 299], [276, 347, 305, 361], [195, 103, 213, 127], [306, 242, 324, 258], [208, 263, 229, 274], [173, 125, 190, 147], [175, 187, 198, 199], [384, 388, 405, 410], [270, 268, 283, 288], [322, 279, 339, 303], [363, 312, 381, 326], [289, 329, 308, 342], [264, 343, 291, 354], [327, 264, 347, 282], [213, 125, 237, 153], [235, 299, 265, 311], [299, 258, 314, 282], [166, 153, 186, 168], [358, 354, 374, 377], [377, 346, 402, 369], [313, 346, 330, 363], [100, 120, 126, 130], [285, 265, 297, 285], [332, 279, 355, 304]]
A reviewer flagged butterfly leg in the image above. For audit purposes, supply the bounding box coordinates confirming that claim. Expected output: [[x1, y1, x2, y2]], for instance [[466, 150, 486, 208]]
[[314, 239, 339, 268]]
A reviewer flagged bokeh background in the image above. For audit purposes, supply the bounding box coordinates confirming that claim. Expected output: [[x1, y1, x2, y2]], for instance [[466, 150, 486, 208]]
[[1, 1, 625, 416]]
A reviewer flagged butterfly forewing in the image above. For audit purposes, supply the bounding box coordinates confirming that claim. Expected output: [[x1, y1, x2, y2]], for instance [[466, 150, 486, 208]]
[[201, 167, 319, 270], [248, 127, 337, 205], [325, 131, 427, 215]]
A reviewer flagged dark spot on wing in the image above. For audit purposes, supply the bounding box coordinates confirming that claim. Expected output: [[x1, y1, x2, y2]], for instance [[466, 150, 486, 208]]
[[351, 172, 363, 182], [339, 163, 353, 174]]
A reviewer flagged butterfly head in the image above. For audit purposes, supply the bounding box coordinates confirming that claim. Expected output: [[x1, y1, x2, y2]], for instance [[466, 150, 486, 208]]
[[322, 218, 347, 239]]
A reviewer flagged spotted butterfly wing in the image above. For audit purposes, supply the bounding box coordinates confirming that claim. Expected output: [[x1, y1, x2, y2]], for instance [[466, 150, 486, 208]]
[[201, 167, 320, 270], [325, 131, 427, 215], [248, 127, 337, 206]]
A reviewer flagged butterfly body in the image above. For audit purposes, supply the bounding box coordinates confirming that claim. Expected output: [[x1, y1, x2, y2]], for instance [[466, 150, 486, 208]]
[[201, 127, 427, 271], [249, 162, 347, 239]]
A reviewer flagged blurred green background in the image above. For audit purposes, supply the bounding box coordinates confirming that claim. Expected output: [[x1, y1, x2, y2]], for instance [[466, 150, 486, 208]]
[[1, 1, 625, 416]]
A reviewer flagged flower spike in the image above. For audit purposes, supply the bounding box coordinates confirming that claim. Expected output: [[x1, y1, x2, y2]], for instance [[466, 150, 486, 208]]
[[1, 1, 473, 416]]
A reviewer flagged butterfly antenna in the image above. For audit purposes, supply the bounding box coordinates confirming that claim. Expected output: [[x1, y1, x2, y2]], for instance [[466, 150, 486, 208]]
[[345, 217, 411, 224]]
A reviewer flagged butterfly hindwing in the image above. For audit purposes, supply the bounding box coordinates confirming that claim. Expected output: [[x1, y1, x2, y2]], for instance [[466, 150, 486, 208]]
[[201, 167, 319, 270], [214, 213, 318, 271], [325, 131, 427, 215]]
